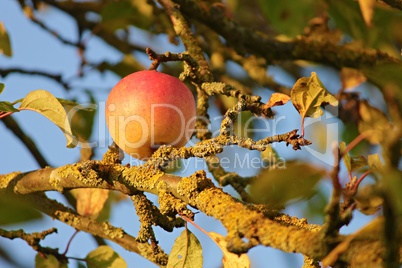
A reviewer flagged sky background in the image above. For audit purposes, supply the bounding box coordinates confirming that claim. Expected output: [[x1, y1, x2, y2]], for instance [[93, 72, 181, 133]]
[[0, 1, 377, 267]]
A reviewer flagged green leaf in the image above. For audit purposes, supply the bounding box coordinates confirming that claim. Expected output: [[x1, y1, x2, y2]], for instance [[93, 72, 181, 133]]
[[0, 83, 5, 95], [383, 169, 402, 216], [340, 142, 352, 173], [257, 0, 319, 38], [86, 245, 127, 268], [341, 141, 368, 172], [98, 54, 144, 78], [0, 101, 19, 113], [100, 0, 153, 31], [0, 22, 12, 57], [358, 100, 392, 144], [19, 90, 76, 148], [0, 192, 42, 225], [59, 93, 97, 142], [250, 162, 326, 205], [35, 253, 67, 268], [290, 72, 338, 135], [328, 0, 402, 49], [167, 229, 203, 268], [367, 154, 383, 171], [350, 155, 367, 171], [364, 64, 402, 106], [57, 98, 95, 112]]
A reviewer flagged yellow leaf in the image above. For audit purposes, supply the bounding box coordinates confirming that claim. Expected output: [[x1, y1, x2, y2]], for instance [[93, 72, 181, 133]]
[[75, 188, 109, 219], [291, 72, 338, 119], [0, 22, 12, 57], [86, 245, 127, 268], [358, 100, 393, 144], [264, 93, 290, 109], [340, 67, 366, 90], [367, 153, 383, 171], [358, 0, 375, 27], [290, 72, 338, 136], [208, 232, 250, 268], [36, 253, 68, 268], [167, 229, 203, 268]]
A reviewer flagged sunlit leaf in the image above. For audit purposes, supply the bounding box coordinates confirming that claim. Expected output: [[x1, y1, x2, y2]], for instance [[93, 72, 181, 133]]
[[0, 192, 42, 225], [0, 22, 12, 57], [357, 0, 375, 27], [35, 253, 67, 268], [358, 100, 392, 144], [290, 72, 338, 136], [322, 217, 384, 266], [209, 232, 250, 268], [340, 67, 366, 90], [0, 101, 19, 113], [86, 245, 127, 268], [264, 93, 290, 109], [367, 154, 383, 171], [339, 142, 352, 173], [74, 188, 109, 220], [250, 162, 326, 205], [19, 90, 76, 148], [355, 184, 382, 215], [167, 229, 203, 268], [0, 83, 5, 95]]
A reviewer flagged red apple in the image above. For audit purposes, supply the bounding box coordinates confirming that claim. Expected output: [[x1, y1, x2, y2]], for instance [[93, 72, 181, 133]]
[[105, 70, 196, 160]]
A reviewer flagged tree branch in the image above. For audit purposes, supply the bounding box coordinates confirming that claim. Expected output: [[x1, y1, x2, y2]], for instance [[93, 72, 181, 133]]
[[382, 0, 402, 10], [0, 227, 63, 261], [0, 68, 70, 90], [173, 0, 400, 69], [20, 192, 169, 266], [1, 116, 50, 168], [156, 0, 213, 82], [2, 162, 401, 266]]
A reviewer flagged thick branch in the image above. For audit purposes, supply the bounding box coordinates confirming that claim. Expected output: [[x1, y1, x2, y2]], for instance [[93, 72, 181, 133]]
[[173, 0, 400, 69], [2, 164, 401, 266]]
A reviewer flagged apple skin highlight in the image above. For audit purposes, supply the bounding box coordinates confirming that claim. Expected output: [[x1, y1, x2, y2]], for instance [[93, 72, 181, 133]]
[[106, 70, 196, 160]]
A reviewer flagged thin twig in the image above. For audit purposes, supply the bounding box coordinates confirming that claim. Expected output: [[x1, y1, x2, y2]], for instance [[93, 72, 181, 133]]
[[156, 0, 213, 82], [0, 68, 70, 90], [1, 116, 50, 168]]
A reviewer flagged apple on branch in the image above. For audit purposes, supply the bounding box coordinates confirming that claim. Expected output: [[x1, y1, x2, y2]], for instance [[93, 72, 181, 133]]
[[105, 70, 196, 160]]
